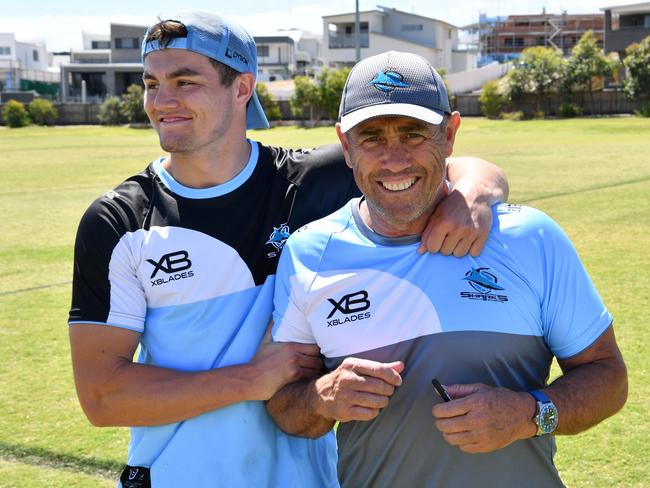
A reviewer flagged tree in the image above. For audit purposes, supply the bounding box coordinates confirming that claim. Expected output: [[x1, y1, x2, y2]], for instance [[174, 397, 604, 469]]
[[2, 99, 30, 128], [506, 47, 565, 114], [623, 35, 650, 115], [290, 76, 320, 121], [316, 68, 350, 120], [255, 83, 282, 121], [565, 30, 620, 115], [98, 96, 128, 125], [479, 80, 505, 118], [120, 84, 148, 123], [28, 98, 58, 125]]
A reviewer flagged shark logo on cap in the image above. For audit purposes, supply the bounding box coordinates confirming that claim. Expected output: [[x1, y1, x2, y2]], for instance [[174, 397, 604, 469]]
[[369, 71, 410, 92]]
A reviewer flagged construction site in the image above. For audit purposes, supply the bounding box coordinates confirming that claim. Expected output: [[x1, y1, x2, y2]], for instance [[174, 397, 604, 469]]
[[477, 10, 604, 64]]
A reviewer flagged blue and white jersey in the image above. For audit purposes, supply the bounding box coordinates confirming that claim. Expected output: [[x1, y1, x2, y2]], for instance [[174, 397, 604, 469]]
[[273, 199, 612, 488], [69, 141, 357, 487]]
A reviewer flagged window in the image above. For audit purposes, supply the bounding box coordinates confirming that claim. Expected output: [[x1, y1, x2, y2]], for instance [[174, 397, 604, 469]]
[[645, 15, 650, 28], [402, 24, 423, 32], [448, 29, 452, 39], [91, 41, 111, 49], [257, 45, 269, 57], [0, 46, 11, 55], [504, 37, 524, 47], [620, 14, 646, 28], [115, 37, 139, 49], [33, 50, 39, 61]]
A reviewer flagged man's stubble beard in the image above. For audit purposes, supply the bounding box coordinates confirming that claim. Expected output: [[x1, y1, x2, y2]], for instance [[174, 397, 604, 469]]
[[158, 103, 233, 155]]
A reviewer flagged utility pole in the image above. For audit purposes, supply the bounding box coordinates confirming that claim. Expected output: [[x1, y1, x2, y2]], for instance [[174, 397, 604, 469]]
[[355, 0, 361, 62]]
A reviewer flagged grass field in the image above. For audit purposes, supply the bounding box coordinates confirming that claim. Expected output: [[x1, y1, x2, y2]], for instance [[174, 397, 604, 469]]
[[1, 118, 649, 487]]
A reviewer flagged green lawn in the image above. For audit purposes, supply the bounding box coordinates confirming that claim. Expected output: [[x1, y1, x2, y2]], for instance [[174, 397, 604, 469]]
[[1, 118, 648, 486]]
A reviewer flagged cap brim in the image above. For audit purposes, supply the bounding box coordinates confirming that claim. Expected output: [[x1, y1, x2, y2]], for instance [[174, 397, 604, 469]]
[[340, 103, 445, 133], [246, 89, 270, 130]]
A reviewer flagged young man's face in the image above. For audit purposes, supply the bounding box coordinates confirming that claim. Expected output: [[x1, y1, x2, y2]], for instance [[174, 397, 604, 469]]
[[337, 114, 460, 236], [143, 49, 240, 155]]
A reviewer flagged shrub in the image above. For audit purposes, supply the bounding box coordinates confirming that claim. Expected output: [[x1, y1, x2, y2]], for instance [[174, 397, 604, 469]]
[[290, 76, 319, 120], [120, 84, 148, 124], [559, 103, 582, 118], [98, 96, 127, 125], [28, 99, 58, 125], [2, 99, 30, 128], [479, 80, 505, 119], [533, 110, 545, 119], [637, 102, 650, 117], [256, 83, 282, 121], [500, 111, 525, 121]]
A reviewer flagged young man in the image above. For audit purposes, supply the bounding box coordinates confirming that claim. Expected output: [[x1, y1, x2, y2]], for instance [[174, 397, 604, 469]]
[[68, 13, 508, 488], [267, 51, 628, 487]]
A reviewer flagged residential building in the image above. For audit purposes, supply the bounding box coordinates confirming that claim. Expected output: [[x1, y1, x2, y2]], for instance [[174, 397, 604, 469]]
[[0, 33, 56, 94], [322, 6, 476, 73], [255, 33, 296, 82], [255, 30, 323, 81], [602, 2, 650, 58], [60, 23, 146, 102], [479, 11, 604, 62]]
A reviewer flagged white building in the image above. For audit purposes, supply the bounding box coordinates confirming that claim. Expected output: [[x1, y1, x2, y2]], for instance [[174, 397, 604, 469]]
[[254, 30, 324, 81], [0, 33, 52, 91], [322, 6, 476, 73]]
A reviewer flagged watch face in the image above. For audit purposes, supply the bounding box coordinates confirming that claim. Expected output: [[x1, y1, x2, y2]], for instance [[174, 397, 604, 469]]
[[540, 404, 559, 433]]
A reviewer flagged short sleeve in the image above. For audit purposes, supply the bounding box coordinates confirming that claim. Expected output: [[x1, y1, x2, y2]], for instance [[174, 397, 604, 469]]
[[69, 197, 146, 332], [272, 238, 316, 344], [538, 215, 612, 359]]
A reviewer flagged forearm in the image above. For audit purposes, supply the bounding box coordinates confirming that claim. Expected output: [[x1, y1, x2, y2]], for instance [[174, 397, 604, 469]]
[[446, 156, 509, 205], [77, 359, 259, 427], [544, 355, 627, 435], [266, 379, 335, 438]]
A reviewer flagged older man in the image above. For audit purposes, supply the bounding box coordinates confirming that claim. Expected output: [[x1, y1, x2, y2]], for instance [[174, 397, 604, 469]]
[[267, 51, 627, 487]]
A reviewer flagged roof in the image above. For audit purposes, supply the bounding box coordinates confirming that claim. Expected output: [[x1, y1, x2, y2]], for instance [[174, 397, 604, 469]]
[[601, 2, 650, 14], [322, 5, 458, 29], [254, 36, 295, 44]]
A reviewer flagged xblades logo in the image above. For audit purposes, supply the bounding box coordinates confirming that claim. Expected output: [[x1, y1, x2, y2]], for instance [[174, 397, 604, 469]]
[[147, 250, 195, 286], [326, 290, 371, 327]]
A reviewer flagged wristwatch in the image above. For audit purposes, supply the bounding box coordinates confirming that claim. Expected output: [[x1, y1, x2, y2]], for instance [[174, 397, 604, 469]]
[[529, 390, 559, 436]]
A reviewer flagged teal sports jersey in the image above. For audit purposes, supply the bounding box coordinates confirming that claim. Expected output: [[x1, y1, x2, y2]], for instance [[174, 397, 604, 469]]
[[69, 141, 357, 487], [273, 199, 612, 488]]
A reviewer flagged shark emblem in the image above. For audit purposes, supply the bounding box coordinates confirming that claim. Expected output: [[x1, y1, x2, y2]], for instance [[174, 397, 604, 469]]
[[462, 267, 505, 294], [266, 223, 291, 258], [369, 70, 410, 92]]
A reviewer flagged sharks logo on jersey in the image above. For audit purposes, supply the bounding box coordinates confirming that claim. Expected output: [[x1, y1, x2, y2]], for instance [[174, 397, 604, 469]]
[[266, 223, 291, 258], [460, 267, 508, 302]]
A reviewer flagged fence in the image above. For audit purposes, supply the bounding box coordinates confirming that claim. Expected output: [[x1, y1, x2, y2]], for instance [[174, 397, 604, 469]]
[[456, 90, 646, 116], [0, 92, 647, 125]]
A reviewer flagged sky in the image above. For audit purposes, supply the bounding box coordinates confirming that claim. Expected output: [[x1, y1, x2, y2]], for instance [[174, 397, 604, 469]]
[[5, 0, 619, 51]]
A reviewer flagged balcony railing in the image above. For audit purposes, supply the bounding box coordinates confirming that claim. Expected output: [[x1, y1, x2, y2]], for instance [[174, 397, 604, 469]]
[[328, 33, 369, 49]]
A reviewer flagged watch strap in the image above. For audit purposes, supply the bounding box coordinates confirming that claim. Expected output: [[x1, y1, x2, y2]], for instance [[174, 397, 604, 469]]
[[529, 389, 551, 403]]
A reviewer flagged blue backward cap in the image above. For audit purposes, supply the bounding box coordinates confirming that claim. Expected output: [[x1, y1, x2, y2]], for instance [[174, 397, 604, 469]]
[[142, 11, 269, 130]]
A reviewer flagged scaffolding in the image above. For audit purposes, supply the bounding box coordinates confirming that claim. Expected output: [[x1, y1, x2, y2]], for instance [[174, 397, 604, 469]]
[[478, 11, 604, 62]]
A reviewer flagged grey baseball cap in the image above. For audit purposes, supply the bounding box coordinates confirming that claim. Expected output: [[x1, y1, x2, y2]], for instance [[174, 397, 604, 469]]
[[142, 11, 269, 130], [339, 51, 451, 133]]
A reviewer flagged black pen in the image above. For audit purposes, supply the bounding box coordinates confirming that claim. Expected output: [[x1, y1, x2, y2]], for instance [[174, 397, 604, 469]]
[[431, 378, 452, 402]]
